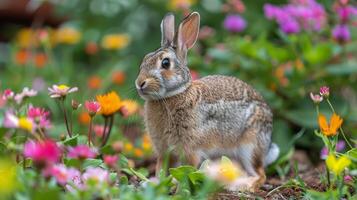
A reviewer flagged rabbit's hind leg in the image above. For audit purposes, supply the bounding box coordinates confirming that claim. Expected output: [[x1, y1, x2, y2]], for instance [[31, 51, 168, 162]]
[[233, 131, 267, 191]]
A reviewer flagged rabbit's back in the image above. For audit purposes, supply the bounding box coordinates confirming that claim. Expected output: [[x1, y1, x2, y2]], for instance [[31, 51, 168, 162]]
[[193, 75, 272, 149]]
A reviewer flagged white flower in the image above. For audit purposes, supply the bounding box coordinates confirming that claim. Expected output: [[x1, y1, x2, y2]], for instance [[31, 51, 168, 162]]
[[14, 87, 37, 104], [48, 84, 78, 98]]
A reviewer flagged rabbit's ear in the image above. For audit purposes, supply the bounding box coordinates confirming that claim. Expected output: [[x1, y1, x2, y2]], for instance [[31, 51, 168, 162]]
[[161, 13, 175, 47], [176, 12, 200, 61]]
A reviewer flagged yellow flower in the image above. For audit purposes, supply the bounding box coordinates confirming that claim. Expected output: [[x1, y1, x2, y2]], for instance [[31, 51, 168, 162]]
[[326, 154, 351, 175], [218, 161, 241, 182], [319, 113, 343, 136], [55, 27, 81, 45], [101, 34, 130, 50], [0, 159, 17, 196], [18, 117, 33, 132], [124, 143, 133, 153], [96, 91, 122, 116], [16, 28, 38, 48]]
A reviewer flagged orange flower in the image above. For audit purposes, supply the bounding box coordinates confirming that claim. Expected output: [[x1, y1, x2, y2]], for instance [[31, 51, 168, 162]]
[[87, 75, 102, 89], [101, 34, 130, 50], [96, 91, 121, 116], [15, 50, 30, 65], [318, 113, 343, 136], [78, 112, 91, 125], [34, 53, 47, 68], [134, 148, 144, 157], [112, 71, 126, 85]]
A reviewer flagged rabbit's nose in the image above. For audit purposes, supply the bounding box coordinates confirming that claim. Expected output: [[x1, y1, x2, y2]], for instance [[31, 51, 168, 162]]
[[139, 80, 147, 90]]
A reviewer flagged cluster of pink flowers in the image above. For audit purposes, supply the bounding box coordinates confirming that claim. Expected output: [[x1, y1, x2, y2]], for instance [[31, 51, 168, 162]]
[[264, 0, 326, 34], [44, 164, 109, 191], [68, 145, 97, 160], [310, 86, 329, 104], [2, 88, 37, 104], [3, 105, 52, 133], [332, 1, 357, 43]]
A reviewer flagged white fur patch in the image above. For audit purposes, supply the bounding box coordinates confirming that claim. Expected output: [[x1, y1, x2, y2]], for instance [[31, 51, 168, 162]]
[[264, 143, 279, 166]]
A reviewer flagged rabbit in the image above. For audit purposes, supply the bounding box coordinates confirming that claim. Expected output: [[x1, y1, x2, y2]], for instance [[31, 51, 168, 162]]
[[135, 12, 279, 191]]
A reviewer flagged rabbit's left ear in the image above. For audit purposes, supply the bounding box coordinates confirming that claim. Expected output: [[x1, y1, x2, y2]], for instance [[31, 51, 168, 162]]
[[161, 13, 175, 47], [176, 12, 200, 61]]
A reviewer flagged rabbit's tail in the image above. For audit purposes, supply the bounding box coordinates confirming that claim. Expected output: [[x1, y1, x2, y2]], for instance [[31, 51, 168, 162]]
[[264, 143, 279, 166]]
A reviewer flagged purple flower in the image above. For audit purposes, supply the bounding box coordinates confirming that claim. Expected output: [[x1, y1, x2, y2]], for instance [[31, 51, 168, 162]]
[[223, 14, 246, 33], [279, 19, 300, 34], [320, 140, 346, 159], [332, 24, 350, 43], [319, 86, 330, 98], [337, 6, 357, 22], [264, 0, 326, 33]]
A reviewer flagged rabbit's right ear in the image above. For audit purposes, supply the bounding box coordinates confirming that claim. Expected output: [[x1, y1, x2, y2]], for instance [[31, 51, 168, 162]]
[[161, 13, 175, 47]]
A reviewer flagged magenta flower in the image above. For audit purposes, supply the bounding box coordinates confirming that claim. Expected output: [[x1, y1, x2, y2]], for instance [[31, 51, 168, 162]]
[[103, 155, 118, 167], [48, 84, 78, 98], [223, 14, 246, 33], [264, 0, 326, 34], [24, 140, 61, 168], [310, 93, 323, 104], [82, 167, 109, 185], [319, 86, 330, 98], [14, 87, 37, 104], [68, 145, 97, 160], [336, 6, 357, 23], [85, 101, 101, 116], [332, 24, 350, 43], [44, 164, 80, 185], [2, 89, 14, 100]]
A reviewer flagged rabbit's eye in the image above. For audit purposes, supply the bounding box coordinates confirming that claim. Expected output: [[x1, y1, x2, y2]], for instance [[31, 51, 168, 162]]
[[161, 58, 170, 69]]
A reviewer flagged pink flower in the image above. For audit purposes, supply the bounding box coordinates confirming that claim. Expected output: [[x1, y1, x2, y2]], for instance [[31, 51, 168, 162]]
[[310, 92, 323, 104], [24, 140, 61, 168], [103, 155, 118, 167], [93, 125, 104, 137], [48, 84, 78, 98], [85, 100, 101, 116], [44, 164, 80, 185], [68, 145, 97, 160], [319, 86, 330, 98], [28, 106, 51, 129], [344, 175, 353, 183], [14, 87, 37, 104], [82, 167, 109, 185], [2, 89, 14, 100]]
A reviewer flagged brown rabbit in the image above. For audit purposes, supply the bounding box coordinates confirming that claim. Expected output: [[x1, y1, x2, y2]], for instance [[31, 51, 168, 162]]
[[135, 12, 279, 191]]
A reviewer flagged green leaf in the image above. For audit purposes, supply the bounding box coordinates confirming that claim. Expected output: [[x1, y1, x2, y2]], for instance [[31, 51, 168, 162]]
[[188, 171, 205, 185], [32, 187, 61, 200], [82, 159, 103, 169], [169, 166, 196, 182], [62, 134, 79, 147]]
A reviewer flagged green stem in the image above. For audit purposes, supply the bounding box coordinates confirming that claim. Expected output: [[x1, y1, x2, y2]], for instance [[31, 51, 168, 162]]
[[326, 99, 353, 149], [101, 115, 114, 147], [60, 99, 72, 137], [88, 117, 93, 147]]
